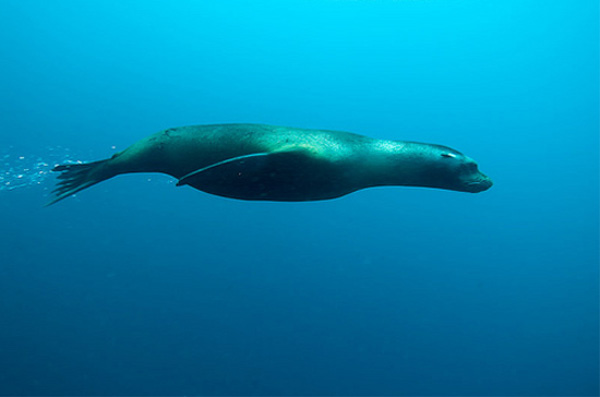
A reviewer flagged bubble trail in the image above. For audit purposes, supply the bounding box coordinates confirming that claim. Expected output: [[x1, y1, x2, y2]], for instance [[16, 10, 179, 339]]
[[0, 146, 85, 192]]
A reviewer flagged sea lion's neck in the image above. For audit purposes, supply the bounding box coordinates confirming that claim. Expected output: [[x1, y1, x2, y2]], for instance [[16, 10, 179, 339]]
[[360, 140, 432, 188]]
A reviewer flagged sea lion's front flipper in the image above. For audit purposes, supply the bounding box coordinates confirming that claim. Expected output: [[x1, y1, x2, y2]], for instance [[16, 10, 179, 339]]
[[176, 150, 328, 201]]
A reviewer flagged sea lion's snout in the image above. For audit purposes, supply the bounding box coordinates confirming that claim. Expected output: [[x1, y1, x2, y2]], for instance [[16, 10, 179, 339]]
[[480, 176, 493, 191], [463, 171, 493, 193], [453, 156, 493, 193]]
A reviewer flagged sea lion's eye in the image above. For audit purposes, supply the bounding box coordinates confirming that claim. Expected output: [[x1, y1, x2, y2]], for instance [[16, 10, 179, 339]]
[[441, 153, 456, 158]]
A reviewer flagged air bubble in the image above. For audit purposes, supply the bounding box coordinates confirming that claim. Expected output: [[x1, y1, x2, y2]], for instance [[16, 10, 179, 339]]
[[0, 146, 88, 193]]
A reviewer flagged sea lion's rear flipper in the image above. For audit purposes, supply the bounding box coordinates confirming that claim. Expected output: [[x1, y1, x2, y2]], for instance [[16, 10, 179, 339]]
[[46, 160, 113, 206], [176, 150, 327, 201]]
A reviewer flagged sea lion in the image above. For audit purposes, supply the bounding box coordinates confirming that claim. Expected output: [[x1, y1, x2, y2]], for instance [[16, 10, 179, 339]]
[[47, 123, 492, 205]]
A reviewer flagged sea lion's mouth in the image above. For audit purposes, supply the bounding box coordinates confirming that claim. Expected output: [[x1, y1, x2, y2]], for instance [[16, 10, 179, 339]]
[[465, 177, 493, 193]]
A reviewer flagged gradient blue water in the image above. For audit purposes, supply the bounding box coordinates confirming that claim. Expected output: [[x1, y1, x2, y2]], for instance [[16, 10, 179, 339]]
[[1, 0, 598, 395]]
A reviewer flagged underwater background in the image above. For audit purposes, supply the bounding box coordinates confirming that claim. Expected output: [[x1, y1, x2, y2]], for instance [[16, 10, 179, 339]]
[[1, 0, 598, 395]]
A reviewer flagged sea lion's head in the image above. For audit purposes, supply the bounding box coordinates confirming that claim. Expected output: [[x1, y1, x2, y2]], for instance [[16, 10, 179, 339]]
[[418, 144, 493, 193], [393, 143, 493, 193]]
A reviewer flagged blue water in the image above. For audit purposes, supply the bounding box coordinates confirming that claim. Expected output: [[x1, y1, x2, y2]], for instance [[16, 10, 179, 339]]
[[1, 0, 598, 395]]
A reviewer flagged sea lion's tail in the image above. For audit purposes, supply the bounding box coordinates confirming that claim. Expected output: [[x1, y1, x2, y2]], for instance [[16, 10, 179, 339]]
[[45, 159, 113, 206]]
